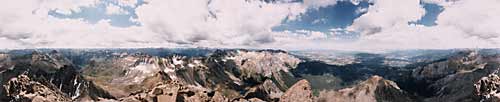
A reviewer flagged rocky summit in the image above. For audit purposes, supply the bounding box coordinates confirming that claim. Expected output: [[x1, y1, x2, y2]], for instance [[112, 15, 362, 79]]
[[1, 48, 500, 102]]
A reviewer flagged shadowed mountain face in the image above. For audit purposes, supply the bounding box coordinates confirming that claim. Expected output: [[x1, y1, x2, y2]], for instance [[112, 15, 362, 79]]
[[1, 48, 500, 102]]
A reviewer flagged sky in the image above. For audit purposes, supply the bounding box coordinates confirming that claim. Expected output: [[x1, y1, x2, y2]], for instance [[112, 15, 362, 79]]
[[0, 0, 499, 51]]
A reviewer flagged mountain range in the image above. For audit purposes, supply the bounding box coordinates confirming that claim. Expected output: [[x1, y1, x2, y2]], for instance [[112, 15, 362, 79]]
[[1, 48, 500, 102]]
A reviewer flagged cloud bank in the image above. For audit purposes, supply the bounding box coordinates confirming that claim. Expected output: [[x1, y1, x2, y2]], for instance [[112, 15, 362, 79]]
[[347, 0, 500, 50], [0, 0, 499, 50]]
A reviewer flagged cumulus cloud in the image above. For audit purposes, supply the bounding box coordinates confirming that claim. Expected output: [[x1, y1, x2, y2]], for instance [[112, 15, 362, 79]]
[[115, 0, 138, 7], [1, 0, 499, 50], [134, 0, 309, 47], [268, 0, 500, 50], [302, 0, 338, 9], [0, 0, 172, 48], [434, 0, 500, 41], [347, 0, 425, 35], [0, 0, 328, 49], [327, 0, 498, 50], [40, 0, 99, 15], [106, 4, 129, 15]]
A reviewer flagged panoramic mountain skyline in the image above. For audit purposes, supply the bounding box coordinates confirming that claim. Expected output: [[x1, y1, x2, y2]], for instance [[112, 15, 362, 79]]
[[3, 1, 500, 101], [1, 0, 499, 50]]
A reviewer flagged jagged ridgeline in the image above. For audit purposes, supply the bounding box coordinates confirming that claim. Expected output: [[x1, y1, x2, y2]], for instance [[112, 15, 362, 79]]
[[1, 48, 500, 102], [0, 48, 305, 102]]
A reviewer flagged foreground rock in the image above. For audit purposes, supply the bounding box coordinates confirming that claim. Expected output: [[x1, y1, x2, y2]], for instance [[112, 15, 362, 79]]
[[475, 72, 500, 102], [4, 73, 70, 102], [280, 79, 313, 102]]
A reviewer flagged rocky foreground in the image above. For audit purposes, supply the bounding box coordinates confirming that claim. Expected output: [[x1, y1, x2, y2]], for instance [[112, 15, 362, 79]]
[[0, 49, 500, 102]]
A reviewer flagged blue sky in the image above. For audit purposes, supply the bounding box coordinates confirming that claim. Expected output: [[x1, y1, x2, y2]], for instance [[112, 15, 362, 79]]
[[274, 1, 444, 32], [49, 0, 443, 34], [49, 0, 145, 27], [411, 2, 444, 26]]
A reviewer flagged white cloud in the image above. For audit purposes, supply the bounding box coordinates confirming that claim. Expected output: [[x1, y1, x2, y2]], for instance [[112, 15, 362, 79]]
[[311, 18, 328, 24], [342, 0, 500, 50], [302, 0, 338, 9], [1, 0, 499, 51], [39, 0, 99, 15], [291, 30, 329, 40], [434, 0, 500, 42], [421, 0, 448, 5], [0, 0, 317, 49], [135, 0, 307, 47], [348, 0, 425, 35], [0, 0, 174, 49], [354, 7, 368, 14], [106, 4, 129, 15], [115, 0, 138, 7]]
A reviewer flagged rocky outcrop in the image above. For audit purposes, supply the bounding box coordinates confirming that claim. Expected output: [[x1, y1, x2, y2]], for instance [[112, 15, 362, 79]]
[[111, 79, 219, 102], [316, 76, 414, 102], [3, 73, 70, 102], [280, 79, 313, 102], [475, 72, 500, 102]]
